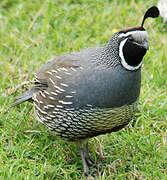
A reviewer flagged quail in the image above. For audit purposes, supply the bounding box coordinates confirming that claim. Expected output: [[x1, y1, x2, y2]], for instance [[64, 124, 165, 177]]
[[10, 6, 159, 176]]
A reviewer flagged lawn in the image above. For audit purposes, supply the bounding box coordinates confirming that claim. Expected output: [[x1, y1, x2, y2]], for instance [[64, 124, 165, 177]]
[[0, 0, 167, 179]]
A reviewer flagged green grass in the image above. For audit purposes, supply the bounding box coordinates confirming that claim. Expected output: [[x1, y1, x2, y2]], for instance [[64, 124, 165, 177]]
[[0, 0, 167, 179]]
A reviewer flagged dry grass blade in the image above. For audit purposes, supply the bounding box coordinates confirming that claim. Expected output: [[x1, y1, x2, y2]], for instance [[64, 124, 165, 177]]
[[23, 130, 42, 134]]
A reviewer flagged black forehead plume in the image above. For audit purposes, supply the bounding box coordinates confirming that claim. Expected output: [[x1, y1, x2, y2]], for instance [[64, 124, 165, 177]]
[[141, 6, 159, 27]]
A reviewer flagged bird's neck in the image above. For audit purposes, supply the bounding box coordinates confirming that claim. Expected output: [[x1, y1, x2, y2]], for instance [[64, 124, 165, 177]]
[[93, 39, 120, 68]]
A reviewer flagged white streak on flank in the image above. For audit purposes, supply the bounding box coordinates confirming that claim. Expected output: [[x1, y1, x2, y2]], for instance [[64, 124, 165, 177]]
[[49, 96, 56, 100], [55, 90, 62, 94], [49, 114, 55, 118], [60, 67, 68, 72], [44, 90, 50, 95], [46, 116, 52, 120], [60, 83, 68, 87], [47, 104, 55, 108], [44, 105, 49, 109], [55, 75, 62, 79], [39, 101, 43, 104], [33, 94, 39, 103], [47, 126, 52, 130], [52, 111, 57, 114], [49, 78, 55, 85], [47, 71, 53, 75], [79, 67, 84, 70], [57, 67, 68, 72], [51, 70, 58, 73], [56, 105, 63, 108], [58, 100, 73, 105], [66, 108, 75, 111], [61, 109, 68, 113], [54, 108, 59, 111], [34, 103, 47, 114], [36, 111, 41, 118], [65, 95, 73, 98], [71, 67, 77, 72], [119, 38, 143, 71], [40, 91, 46, 98], [53, 85, 65, 92], [57, 68, 62, 72], [71, 91, 76, 94], [34, 77, 40, 83], [64, 72, 71, 75], [50, 91, 58, 96], [40, 116, 47, 122], [87, 104, 93, 107]]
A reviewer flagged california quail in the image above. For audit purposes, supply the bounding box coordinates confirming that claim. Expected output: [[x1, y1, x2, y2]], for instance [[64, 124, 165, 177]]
[[10, 6, 159, 176]]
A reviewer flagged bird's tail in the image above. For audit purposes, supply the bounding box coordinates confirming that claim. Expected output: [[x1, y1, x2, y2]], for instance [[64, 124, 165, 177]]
[[9, 87, 35, 107]]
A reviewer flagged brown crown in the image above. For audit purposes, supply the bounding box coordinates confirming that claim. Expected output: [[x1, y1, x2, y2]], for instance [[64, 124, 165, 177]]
[[119, 26, 145, 33]]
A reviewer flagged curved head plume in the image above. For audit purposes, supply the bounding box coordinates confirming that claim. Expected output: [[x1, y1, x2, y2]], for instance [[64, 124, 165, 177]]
[[141, 6, 159, 27]]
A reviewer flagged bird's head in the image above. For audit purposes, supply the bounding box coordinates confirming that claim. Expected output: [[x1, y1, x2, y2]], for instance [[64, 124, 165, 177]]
[[110, 6, 159, 71]]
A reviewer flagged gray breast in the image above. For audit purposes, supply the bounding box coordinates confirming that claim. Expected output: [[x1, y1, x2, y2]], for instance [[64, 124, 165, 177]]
[[68, 64, 141, 109]]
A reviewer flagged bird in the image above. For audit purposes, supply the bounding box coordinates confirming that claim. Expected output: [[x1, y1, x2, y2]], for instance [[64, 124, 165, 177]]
[[158, 0, 167, 23], [10, 6, 159, 176]]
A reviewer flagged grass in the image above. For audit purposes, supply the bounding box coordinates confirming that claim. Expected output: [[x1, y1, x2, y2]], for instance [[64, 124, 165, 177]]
[[0, 0, 167, 179]]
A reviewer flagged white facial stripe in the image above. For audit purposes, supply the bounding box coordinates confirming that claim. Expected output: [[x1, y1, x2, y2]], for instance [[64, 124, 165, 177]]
[[119, 31, 148, 43], [119, 38, 143, 71]]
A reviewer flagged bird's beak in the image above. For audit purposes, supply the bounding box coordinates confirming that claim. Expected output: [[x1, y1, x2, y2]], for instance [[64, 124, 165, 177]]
[[142, 40, 149, 50]]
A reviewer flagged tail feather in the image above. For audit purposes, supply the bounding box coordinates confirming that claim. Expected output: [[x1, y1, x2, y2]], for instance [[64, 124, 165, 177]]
[[10, 87, 35, 107]]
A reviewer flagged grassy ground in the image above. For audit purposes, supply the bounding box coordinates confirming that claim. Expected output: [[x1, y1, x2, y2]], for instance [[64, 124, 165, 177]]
[[0, 0, 167, 179]]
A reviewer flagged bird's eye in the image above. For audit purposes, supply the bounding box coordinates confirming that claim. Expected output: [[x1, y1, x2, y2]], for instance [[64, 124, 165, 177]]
[[128, 36, 134, 41]]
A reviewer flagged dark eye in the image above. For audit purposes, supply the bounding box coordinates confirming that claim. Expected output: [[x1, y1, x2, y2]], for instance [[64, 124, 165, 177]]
[[128, 36, 134, 41]]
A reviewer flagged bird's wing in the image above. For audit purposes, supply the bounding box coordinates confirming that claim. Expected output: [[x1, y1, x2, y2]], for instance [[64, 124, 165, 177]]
[[32, 52, 87, 117], [34, 46, 103, 91], [9, 54, 80, 108], [34, 53, 81, 86]]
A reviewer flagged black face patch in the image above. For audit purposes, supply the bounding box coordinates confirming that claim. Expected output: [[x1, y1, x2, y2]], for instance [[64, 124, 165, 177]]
[[123, 39, 147, 66]]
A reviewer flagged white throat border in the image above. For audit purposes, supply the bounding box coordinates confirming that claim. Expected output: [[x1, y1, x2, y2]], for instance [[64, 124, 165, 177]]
[[118, 30, 148, 71], [119, 38, 143, 71]]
